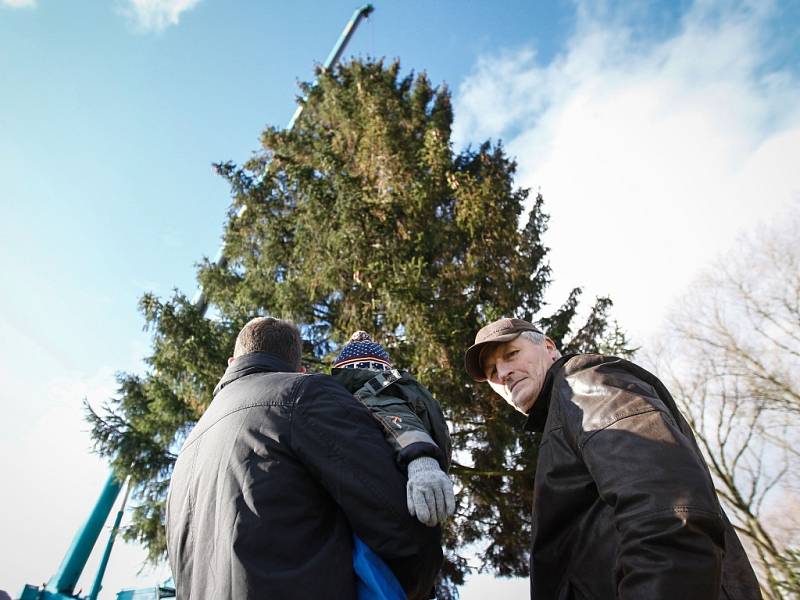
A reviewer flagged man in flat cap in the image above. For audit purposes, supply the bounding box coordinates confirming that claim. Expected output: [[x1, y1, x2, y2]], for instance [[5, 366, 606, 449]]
[[464, 318, 761, 599]]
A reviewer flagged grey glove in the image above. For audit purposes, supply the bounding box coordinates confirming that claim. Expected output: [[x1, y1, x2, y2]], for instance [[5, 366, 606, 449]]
[[406, 456, 456, 527]]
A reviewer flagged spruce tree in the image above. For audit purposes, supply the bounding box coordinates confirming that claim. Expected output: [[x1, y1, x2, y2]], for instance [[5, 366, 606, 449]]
[[87, 58, 630, 591]]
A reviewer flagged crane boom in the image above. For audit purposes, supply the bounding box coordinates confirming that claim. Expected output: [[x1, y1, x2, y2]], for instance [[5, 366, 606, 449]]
[[194, 3, 373, 315]]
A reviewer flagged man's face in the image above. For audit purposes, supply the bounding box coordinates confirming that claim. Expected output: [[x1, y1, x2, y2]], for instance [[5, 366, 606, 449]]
[[481, 336, 559, 414]]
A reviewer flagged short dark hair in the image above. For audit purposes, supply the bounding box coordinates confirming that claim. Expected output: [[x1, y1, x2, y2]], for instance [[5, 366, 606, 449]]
[[233, 317, 303, 370]]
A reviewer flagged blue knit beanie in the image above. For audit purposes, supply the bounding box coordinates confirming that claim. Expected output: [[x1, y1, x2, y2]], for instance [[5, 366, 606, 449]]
[[333, 331, 392, 370]]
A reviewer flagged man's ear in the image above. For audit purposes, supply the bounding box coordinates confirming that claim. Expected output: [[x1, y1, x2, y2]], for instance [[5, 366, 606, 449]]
[[228, 356, 235, 366], [298, 366, 307, 374], [545, 337, 559, 360]]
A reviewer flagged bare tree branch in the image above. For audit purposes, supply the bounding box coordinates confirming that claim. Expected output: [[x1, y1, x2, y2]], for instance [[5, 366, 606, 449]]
[[650, 207, 800, 598]]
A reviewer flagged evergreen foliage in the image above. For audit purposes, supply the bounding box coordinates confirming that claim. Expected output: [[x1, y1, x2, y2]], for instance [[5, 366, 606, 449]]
[[86, 59, 630, 590]]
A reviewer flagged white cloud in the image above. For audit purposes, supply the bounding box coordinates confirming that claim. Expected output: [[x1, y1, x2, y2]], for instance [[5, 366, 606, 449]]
[[122, 0, 201, 33], [0, 368, 171, 597], [1, 0, 35, 7], [453, 0, 800, 345]]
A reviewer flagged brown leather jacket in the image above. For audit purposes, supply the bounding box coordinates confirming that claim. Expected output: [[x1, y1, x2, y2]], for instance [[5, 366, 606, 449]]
[[524, 354, 762, 599]]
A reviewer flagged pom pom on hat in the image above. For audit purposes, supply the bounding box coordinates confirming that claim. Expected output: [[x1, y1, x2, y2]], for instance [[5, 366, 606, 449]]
[[333, 331, 392, 370]]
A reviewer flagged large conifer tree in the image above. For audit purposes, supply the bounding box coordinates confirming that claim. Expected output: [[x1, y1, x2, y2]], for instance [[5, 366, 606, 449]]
[[88, 59, 629, 593]]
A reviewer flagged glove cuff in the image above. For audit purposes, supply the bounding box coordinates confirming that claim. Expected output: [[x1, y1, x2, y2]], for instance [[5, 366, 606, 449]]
[[407, 456, 441, 476]]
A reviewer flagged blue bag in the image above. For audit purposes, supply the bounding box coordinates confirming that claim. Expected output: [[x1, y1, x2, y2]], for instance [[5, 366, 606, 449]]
[[352, 535, 406, 600]]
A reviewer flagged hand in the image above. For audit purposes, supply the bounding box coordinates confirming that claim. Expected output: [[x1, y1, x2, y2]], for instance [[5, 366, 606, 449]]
[[406, 456, 456, 527]]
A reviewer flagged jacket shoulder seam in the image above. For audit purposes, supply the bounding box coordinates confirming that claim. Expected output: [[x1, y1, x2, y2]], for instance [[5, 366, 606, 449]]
[[579, 407, 661, 450], [181, 400, 293, 450], [288, 374, 313, 435]]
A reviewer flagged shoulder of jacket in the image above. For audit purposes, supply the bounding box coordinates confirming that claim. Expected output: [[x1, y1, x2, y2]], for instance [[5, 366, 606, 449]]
[[294, 371, 331, 392], [562, 354, 628, 375], [254, 369, 311, 391], [299, 371, 327, 382], [553, 354, 644, 401], [563, 355, 660, 391], [555, 355, 670, 439], [394, 372, 439, 401], [394, 370, 427, 389], [557, 354, 652, 386], [295, 372, 358, 402]]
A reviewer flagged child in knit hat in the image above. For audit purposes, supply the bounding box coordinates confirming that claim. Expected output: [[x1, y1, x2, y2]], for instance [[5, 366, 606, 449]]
[[331, 331, 455, 528]]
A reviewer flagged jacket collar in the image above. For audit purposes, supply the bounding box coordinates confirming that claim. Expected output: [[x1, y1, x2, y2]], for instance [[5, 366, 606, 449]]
[[213, 352, 296, 395], [524, 354, 574, 432]]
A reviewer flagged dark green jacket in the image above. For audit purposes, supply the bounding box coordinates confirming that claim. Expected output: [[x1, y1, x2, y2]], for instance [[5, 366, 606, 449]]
[[331, 368, 451, 472]]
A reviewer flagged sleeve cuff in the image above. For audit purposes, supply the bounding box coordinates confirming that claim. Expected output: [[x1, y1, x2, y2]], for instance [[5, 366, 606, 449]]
[[398, 442, 447, 472]]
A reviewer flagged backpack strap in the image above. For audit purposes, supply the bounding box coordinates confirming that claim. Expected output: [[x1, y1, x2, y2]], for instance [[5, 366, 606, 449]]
[[353, 369, 404, 400]]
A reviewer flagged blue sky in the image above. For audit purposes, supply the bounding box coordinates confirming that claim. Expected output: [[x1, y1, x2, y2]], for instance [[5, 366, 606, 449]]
[[1, 1, 799, 598]]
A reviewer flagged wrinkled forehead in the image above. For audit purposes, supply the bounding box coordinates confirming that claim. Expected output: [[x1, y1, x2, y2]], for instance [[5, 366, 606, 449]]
[[478, 337, 519, 370]]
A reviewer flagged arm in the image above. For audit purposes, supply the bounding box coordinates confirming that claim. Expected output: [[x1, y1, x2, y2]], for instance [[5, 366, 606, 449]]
[[394, 374, 453, 472], [364, 393, 446, 469], [290, 374, 442, 599], [563, 363, 725, 599], [361, 376, 455, 526]]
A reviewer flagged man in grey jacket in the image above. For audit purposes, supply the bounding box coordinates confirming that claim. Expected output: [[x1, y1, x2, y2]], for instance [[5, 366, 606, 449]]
[[464, 317, 762, 599], [166, 317, 442, 599]]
